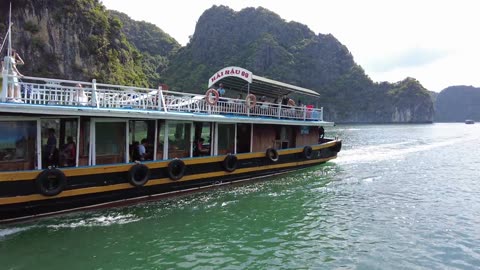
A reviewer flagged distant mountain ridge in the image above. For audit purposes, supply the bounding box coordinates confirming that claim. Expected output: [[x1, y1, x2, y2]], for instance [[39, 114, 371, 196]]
[[435, 86, 480, 122], [1, 1, 434, 123], [163, 5, 433, 123]]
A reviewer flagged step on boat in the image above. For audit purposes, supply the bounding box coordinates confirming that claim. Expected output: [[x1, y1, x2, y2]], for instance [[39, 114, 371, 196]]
[[0, 23, 341, 223]]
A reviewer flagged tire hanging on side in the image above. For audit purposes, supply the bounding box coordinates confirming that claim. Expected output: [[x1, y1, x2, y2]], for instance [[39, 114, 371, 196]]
[[167, 159, 186, 180], [265, 148, 279, 162], [35, 168, 67, 196], [128, 163, 150, 187], [222, 154, 238, 172]]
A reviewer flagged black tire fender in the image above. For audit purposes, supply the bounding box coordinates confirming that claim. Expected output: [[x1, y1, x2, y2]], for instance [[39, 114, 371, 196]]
[[35, 168, 67, 196], [222, 154, 238, 172], [265, 148, 279, 162], [167, 159, 186, 180], [128, 163, 150, 187], [303, 146, 313, 159]]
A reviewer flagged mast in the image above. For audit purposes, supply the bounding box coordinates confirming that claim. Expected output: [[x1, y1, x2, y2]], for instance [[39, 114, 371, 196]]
[[1, 2, 12, 102], [7, 2, 12, 58]]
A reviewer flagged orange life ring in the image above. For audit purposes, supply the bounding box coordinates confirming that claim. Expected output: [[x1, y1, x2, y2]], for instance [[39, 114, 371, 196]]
[[205, 88, 219, 105], [245, 94, 257, 108], [287, 99, 296, 106]]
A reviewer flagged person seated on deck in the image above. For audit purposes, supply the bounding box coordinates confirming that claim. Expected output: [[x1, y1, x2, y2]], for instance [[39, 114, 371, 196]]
[[136, 138, 150, 161], [131, 141, 140, 161], [259, 96, 269, 113], [61, 136, 76, 167], [194, 138, 210, 156]]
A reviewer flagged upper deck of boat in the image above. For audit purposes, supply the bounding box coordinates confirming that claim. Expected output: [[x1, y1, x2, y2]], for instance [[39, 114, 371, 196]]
[[0, 67, 333, 126]]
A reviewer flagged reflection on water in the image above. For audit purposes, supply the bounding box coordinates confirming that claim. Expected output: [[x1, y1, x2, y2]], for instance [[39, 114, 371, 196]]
[[1, 124, 480, 269]]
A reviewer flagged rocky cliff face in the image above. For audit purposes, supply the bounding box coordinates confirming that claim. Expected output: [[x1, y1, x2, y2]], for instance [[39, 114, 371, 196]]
[[0, 0, 150, 86]]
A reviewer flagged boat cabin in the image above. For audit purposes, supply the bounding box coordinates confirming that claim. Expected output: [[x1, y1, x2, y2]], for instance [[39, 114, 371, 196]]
[[0, 66, 330, 171]]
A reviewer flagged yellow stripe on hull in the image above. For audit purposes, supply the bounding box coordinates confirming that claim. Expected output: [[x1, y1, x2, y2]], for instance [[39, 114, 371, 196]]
[[0, 155, 336, 205]]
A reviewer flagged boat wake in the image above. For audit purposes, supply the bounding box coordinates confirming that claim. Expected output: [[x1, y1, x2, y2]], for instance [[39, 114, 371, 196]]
[[335, 135, 477, 164]]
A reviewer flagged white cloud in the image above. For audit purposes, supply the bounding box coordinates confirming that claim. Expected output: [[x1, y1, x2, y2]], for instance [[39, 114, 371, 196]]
[[101, 0, 480, 92]]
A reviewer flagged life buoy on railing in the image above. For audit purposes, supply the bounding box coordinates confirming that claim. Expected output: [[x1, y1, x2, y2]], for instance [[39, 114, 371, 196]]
[[205, 88, 219, 106], [35, 168, 67, 196], [245, 94, 257, 108], [128, 163, 150, 187], [303, 146, 313, 159], [167, 159, 186, 180], [222, 154, 238, 172], [265, 148, 279, 162]]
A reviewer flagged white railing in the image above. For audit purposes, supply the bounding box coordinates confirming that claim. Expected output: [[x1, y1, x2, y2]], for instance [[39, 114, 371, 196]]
[[1, 75, 324, 121]]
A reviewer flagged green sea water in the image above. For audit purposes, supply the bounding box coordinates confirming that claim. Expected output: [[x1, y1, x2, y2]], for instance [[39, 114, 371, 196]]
[[1, 123, 479, 269]]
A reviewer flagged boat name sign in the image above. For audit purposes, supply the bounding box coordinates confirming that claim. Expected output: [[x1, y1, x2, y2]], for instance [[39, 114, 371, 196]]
[[208, 66, 253, 87]]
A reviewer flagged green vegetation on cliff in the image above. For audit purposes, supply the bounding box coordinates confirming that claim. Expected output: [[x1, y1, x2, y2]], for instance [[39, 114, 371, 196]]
[[1, 0, 148, 86]]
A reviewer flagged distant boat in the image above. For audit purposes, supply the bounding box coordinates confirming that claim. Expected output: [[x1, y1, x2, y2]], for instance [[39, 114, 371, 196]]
[[465, 120, 475, 124]]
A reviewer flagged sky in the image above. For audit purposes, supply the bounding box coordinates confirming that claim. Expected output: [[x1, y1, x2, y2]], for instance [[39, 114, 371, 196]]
[[100, 0, 480, 92]]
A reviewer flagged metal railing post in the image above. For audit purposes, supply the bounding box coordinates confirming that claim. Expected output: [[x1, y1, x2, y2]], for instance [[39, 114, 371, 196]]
[[91, 79, 99, 108]]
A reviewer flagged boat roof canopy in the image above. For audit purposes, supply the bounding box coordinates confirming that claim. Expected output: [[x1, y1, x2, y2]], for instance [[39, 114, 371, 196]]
[[208, 66, 320, 98]]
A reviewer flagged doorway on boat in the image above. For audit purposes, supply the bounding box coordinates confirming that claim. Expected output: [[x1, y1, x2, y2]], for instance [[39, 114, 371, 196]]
[[167, 121, 191, 159], [274, 126, 295, 149], [129, 120, 156, 162], [0, 120, 37, 171], [236, 123, 251, 153], [94, 120, 126, 165], [217, 123, 235, 155], [41, 118, 79, 168], [193, 122, 212, 157]]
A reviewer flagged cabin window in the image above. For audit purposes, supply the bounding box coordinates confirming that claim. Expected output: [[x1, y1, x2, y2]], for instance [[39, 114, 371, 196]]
[[0, 121, 37, 171], [167, 121, 191, 159], [95, 122, 126, 165], [217, 124, 235, 155], [193, 122, 212, 157], [129, 120, 155, 162]]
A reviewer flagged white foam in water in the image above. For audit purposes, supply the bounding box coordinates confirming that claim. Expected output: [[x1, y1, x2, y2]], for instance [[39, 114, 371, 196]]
[[335, 135, 477, 164], [46, 213, 141, 229], [0, 226, 34, 238]]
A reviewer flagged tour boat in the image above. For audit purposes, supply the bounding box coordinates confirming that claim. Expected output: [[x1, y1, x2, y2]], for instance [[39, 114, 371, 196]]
[[465, 119, 474, 124], [0, 21, 341, 223]]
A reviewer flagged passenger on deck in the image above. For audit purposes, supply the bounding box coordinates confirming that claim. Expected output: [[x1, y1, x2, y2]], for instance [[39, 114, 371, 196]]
[[281, 94, 289, 108], [195, 138, 210, 156], [319, 126, 325, 139], [259, 96, 268, 110], [73, 84, 89, 105], [217, 83, 226, 97], [45, 128, 58, 167], [61, 136, 76, 167], [137, 138, 149, 161], [2, 49, 24, 102]]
